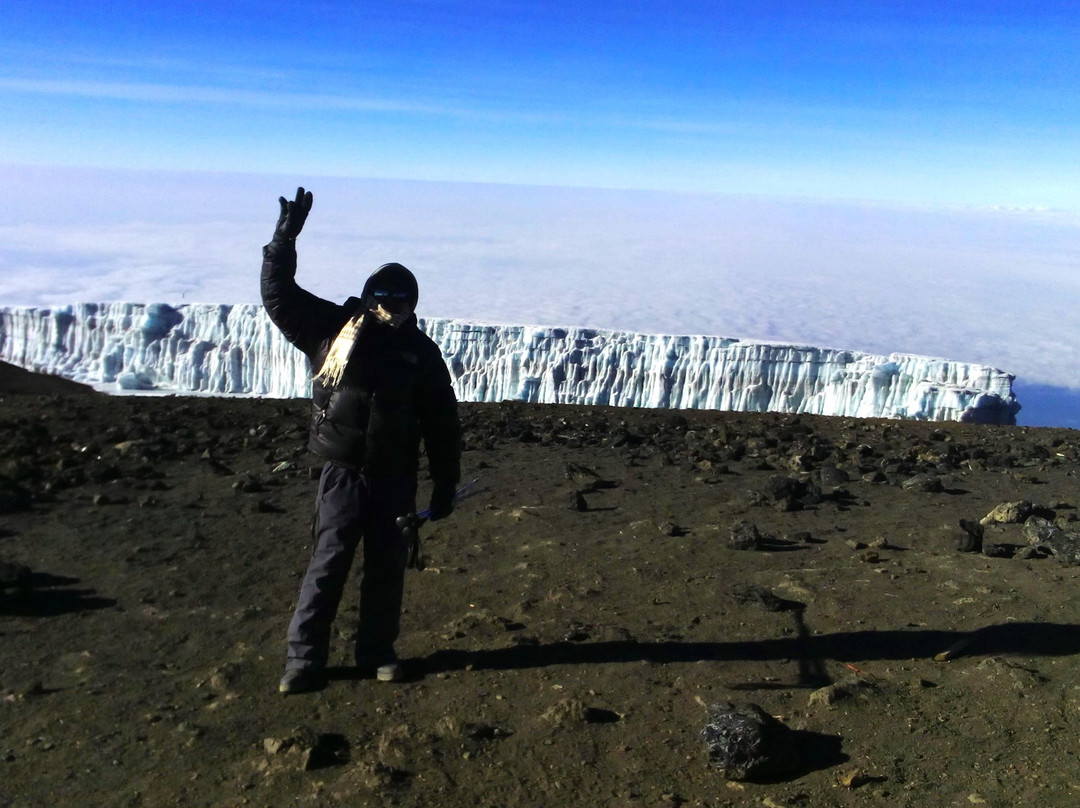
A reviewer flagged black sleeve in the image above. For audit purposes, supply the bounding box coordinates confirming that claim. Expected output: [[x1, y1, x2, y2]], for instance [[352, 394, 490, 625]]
[[260, 239, 343, 358], [418, 342, 461, 487]]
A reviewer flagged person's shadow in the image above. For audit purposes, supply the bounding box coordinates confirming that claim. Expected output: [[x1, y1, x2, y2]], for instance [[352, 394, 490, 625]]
[[0, 570, 116, 617], [418, 620, 1080, 677]]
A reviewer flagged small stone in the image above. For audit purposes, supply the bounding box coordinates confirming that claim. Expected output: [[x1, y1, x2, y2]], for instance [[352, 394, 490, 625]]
[[728, 521, 761, 551], [759, 475, 809, 511], [541, 698, 588, 726], [813, 466, 849, 489], [268, 727, 346, 770], [808, 675, 878, 707], [564, 462, 601, 481], [954, 528, 981, 553], [837, 768, 867, 788], [732, 584, 790, 612], [902, 474, 943, 493], [233, 476, 265, 493], [980, 500, 1032, 526]]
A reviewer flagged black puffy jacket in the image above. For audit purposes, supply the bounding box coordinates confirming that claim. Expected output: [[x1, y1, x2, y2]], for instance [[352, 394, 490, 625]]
[[261, 239, 460, 486]]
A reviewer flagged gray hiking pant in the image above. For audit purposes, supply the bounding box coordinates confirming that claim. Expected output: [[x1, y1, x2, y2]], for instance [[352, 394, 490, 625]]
[[285, 463, 416, 671]]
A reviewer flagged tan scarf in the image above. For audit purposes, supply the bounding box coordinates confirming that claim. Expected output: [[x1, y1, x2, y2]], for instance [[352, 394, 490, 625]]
[[314, 314, 365, 388]]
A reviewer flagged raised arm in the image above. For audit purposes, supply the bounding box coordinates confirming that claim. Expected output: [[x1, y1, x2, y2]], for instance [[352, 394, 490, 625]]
[[260, 187, 343, 357]]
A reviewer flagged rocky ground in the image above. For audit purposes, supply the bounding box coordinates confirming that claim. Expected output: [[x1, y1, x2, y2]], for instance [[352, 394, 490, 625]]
[[2, 359, 1080, 808]]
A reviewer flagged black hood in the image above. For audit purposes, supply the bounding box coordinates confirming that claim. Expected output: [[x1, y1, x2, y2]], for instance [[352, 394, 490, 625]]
[[361, 263, 419, 310]]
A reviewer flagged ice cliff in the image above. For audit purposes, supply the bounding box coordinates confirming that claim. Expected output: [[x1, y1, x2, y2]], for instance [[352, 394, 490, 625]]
[[0, 303, 1019, 424]]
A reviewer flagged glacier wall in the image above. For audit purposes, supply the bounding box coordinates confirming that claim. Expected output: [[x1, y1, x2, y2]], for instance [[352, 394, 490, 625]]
[[0, 303, 1019, 424]]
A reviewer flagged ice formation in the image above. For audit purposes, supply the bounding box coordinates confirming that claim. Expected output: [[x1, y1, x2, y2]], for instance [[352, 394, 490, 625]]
[[0, 303, 1020, 423]]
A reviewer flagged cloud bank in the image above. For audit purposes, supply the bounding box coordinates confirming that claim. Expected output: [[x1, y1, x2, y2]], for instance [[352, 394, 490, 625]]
[[3, 165, 1078, 425]]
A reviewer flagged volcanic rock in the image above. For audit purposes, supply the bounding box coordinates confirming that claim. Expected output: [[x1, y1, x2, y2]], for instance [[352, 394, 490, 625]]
[[728, 520, 762, 551], [902, 474, 943, 493], [954, 519, 985, 553], [1022, 517, 1080, 565], [657, 521, 684, 537], [982, 542, 1014, 559], [756, 475, 820, 512], [812, 465, 849, 491], [732, 584, 799, 612], [700, 702, 801, 780]]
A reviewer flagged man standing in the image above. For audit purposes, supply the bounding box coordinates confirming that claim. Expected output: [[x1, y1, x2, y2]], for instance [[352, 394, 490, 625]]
[[261, 187, 461, 695]]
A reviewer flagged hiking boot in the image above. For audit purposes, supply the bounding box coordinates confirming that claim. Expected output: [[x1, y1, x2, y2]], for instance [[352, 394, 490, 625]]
[[278, 667, 327, 695], [356, 650, 403, 682]]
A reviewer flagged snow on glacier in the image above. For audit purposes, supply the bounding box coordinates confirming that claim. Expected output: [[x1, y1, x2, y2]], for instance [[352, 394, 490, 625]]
[[0, 302, 1019, 424]]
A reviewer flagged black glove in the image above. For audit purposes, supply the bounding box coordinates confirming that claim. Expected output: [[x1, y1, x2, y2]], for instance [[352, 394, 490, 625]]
[[272, 187, 313, 242], [428, 481, 456, 521]]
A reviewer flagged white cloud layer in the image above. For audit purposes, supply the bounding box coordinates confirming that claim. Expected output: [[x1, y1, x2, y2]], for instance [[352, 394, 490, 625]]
[[3, 166, 1079, 423]]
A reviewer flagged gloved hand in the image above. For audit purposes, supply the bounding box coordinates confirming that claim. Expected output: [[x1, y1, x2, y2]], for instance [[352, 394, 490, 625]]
[[272, 186, 313, 242], [428, 481, 456, 521]]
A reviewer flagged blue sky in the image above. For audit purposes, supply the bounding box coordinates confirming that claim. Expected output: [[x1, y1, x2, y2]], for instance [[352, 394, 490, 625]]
[[2, 1, 1078, 206]]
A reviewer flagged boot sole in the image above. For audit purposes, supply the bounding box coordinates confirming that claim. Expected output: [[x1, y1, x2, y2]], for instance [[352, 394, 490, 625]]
[[376, 665, 402, 682]]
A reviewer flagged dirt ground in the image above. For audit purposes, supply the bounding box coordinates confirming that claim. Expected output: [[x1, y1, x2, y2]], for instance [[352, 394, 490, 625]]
[[2, 359, 1080, 808]]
